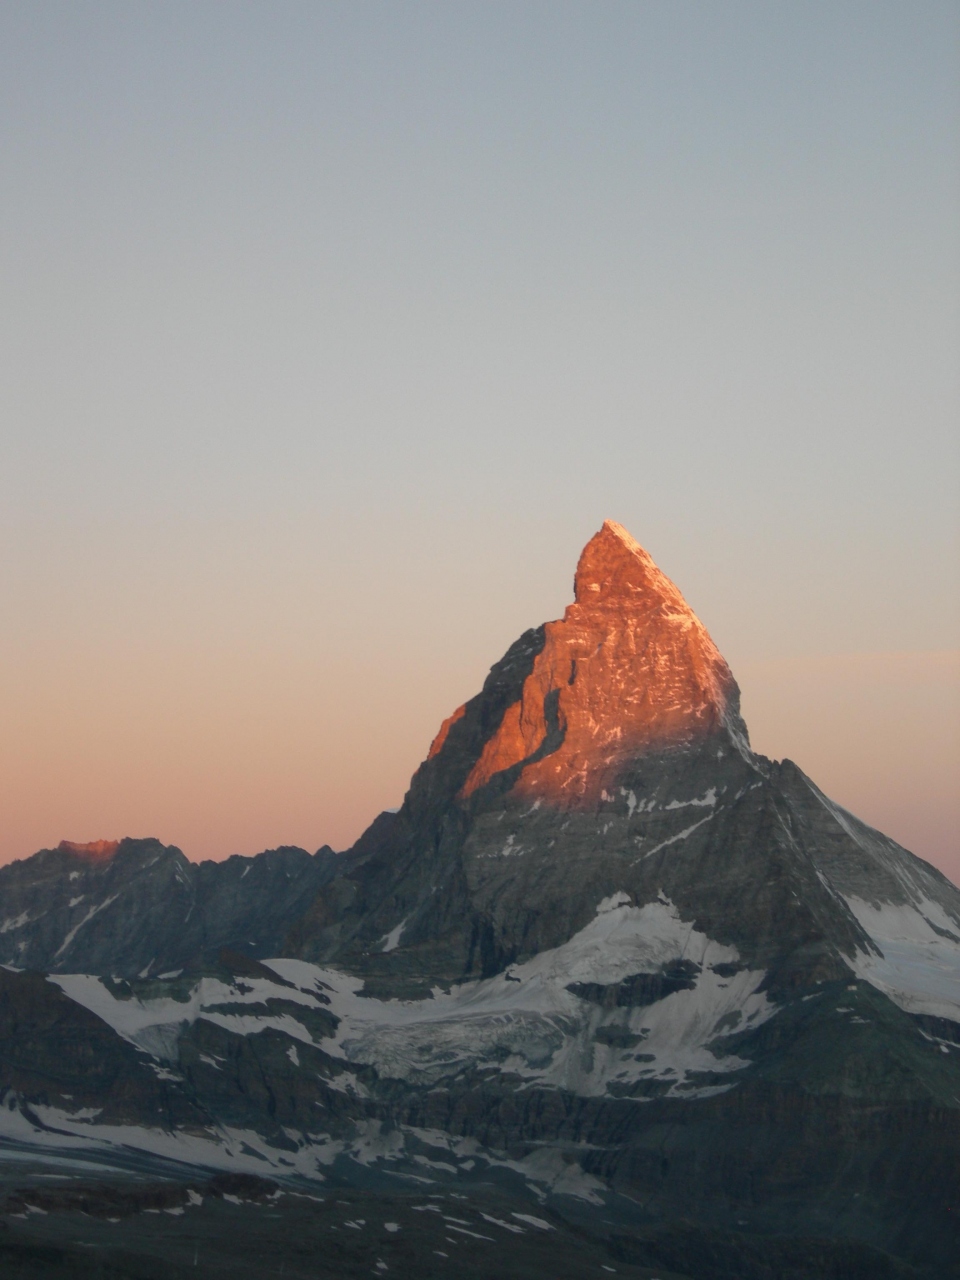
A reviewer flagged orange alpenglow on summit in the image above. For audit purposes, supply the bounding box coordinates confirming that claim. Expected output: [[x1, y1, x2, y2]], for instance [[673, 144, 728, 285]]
[[455, 520, 750, 806], [57, 840, 120, 859]]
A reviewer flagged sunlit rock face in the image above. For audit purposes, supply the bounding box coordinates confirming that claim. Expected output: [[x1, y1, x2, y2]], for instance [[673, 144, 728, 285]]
[[56, 839, 120, 859], [461, 520, 749, 806]]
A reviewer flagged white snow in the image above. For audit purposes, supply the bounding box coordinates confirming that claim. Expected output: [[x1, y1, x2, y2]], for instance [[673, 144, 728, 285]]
[[0, 1101, 330, 1181], [6, 884, 778, 1214], [843, 895, 960, 1022], [380, 918, 409, 953], [266, 895, 772, 1098], [52, 895, 119, 959], [0, 1096, 607, 1202], [596, 892, 631, 913], [498, 834, 524, 857], [481, 1212, 524, 1233], [18, 894, 782, 1189], [664, 787, 717, 810], [512, 1212, 553, 1230], [633, 815, 714, 862], [0, 912, 32, 934], [48, 970, 338, 1060]]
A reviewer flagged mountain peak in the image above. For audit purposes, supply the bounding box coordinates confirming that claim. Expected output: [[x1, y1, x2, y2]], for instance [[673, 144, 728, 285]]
[[573, 519, 694, 615], [459, 521, 749, 806], [58, 839, 120, 860]]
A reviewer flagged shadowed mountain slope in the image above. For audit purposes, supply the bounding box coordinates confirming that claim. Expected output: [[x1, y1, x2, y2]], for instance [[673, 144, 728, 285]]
[[0, 838, 340, 976]]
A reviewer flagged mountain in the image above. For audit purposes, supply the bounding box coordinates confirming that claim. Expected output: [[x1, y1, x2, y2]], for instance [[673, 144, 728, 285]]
[[289, 521, 960, 1014], [1, 520, 958, 1279], [0, 838, 340, 975]]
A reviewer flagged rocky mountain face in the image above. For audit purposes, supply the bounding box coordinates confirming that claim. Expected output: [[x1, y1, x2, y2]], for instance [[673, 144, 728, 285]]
[[289, 522, 960, 1010], [0, 838, 339, 975], [2, 520, 959, 1279]]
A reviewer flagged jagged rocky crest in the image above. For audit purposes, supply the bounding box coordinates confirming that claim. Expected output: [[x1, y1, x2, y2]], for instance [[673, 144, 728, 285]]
[[448, 519, 750, 803], [0, 837, 340, 976]]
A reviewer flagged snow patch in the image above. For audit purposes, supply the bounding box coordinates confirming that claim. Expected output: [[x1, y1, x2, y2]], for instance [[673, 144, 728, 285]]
[[0, 912, 32, 934], [634, 815, 714, 862], [664, 787, 717, 810], [596, 892, 631, 914], [844, 895, 960, 1022], [381, 918, 409, 954], [52, 895, 119, 960], [513, 1212, 553, 1230], [48, 970, 340, 1060]]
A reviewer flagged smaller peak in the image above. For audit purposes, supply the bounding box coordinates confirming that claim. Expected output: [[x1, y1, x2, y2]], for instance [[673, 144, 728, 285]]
[[58, 839, 119, 860]]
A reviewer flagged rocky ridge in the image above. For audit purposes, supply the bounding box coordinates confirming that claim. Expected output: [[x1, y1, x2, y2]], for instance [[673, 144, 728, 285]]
[[0, 838, 339, 976]]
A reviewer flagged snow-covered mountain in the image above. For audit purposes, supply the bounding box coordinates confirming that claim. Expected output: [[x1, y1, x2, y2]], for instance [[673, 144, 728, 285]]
[[2, 521, 959, 1278]]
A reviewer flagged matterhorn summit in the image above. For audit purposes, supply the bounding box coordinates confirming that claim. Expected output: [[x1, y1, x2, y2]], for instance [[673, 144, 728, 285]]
[[454, 519, 750, 807], [1, 521, 959, 1277]]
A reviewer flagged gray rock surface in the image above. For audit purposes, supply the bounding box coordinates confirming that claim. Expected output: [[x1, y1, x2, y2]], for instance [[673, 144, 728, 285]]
[[0, 838, 339, 976]]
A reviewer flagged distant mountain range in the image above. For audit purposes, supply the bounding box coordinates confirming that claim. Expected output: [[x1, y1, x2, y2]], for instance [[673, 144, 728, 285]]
[[0, 838, 339, 976], [2, 521, 958, 1280]]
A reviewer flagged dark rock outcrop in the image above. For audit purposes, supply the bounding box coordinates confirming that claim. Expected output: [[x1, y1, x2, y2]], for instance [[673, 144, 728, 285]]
[[0, 838, 340, 976]]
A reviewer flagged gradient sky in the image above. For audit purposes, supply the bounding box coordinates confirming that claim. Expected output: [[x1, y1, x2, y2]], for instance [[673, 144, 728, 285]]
[[1, 2, 958, 878]]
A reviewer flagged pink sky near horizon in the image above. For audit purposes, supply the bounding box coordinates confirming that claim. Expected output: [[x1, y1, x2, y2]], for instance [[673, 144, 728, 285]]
[[1, 543, 957, 883]]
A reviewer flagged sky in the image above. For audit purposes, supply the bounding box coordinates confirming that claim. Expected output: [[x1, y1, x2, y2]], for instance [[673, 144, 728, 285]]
[[1, 2, 958, 879]]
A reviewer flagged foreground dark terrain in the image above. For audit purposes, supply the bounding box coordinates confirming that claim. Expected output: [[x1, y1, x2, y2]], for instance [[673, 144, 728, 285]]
[[2, 523, 958, 1277], [0, 1158, 926, 1280]]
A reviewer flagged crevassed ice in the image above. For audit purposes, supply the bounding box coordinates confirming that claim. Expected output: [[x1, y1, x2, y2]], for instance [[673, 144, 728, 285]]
[[268, 895, 774, 1098], [48, 895, 775, 1101], [48, 972, 334, 1060]]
